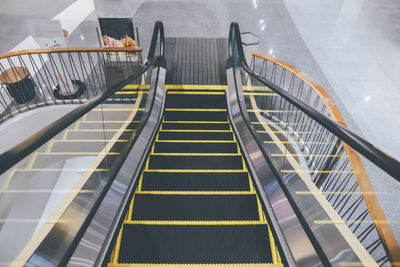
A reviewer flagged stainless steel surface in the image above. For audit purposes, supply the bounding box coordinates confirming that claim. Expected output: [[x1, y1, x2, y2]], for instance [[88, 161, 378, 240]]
[[228, 66, 373, 265], [226, 67, 320, 267], [67, 66, 166, 266]]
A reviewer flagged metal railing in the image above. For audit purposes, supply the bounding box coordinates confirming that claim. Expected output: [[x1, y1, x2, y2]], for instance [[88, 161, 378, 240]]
[[229, 22, 400, 266], [0, 46, 143, 123], [0, 21, 165, 266]]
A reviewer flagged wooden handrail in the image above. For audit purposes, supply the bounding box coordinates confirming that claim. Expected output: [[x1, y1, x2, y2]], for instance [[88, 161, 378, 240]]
[[0, 46, 142, 60], [251, 51, 400, 264]]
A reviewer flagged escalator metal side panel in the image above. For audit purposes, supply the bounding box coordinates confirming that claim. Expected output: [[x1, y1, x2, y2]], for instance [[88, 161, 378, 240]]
[[67, 67, 166, 267], [226, 67, 319, 267]]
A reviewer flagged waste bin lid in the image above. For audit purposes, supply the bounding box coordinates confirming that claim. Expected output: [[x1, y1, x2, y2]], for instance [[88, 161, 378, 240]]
[[0, 66, 29, 85]]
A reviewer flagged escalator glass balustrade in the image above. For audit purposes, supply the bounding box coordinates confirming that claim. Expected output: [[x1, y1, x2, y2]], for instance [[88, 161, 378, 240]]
[[0, 72, 153, 265]]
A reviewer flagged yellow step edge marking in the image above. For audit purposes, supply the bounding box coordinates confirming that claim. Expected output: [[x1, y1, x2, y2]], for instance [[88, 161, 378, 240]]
[[36, 152, 120, 155], [138, 172, 145, 191], [264, 141, 333, 145], [1, 189, 96, 194], [150, 153, 240, 156], [15, 168, 108, 172], [127, 191, 137, 221], [252, 121, 301, 125], [67, 129, 135, 132], [151, 140, 155, 154], [248, 173, 255, 192], [92, 108, 143, 111], [113, 225, 124, 263], [160, 129, 231, 133], [109, 248, 116, 266], [256, 197, 264, 222], [314, 220, 389, 225], [244, 93, 278, 96], [283, 170, 354, 174], [296, 191, 380, 196], [167, 91, 225, 95], [268, 222, 279, 264], [155, 140, 236, 143], [62, 128, 69, 140], [122, 84, 150, 89], [242, 85, 272, 91], [115, 91, 148, 95], [107, 264, 283, 267], [119, 89, 149, 92], [145, 169, 246, 173], [272, 154, 339, 158], [53, 140, 128, 143], [243, 88, 273, 92], [165, 108, 227, 112], [74, 120, 81, 130], [256, 130, 312, 134], [81, 113, 88, 122], [124, 220, 267, 225], [248, 109, 301, 113], [163, 120, 228, 124], [45, 140, 55, 153], [120, 88, 149, 91], [164, 84, 228, 90], [80, 121, 140, 123], [136, 191, 256, 195]]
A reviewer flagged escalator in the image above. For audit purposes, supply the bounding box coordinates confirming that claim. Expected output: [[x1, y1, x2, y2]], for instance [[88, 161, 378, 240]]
[[0, 21, 399, 267], [108, 85, 282, 266]]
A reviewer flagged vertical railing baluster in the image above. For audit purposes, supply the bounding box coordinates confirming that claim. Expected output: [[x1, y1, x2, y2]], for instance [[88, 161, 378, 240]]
[[77, 52, 91, 99], [25, 54, 48, 105], [38, 54, 57, 104]]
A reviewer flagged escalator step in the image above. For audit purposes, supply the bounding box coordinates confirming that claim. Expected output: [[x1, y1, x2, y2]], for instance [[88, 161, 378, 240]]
[[148, 155, 243, 170], [132, 194, 259, 221], [153, 142, 237, 153], [158, 131, 233, 140], [162, 122, 230, 130], [141, 171, 250, 191], [118, 224, 272, 264], [164, 111, 227, 121], [165, 94, 227, 109]]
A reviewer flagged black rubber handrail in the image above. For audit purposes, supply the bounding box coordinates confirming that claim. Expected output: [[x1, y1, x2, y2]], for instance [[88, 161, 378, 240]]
[[0, 21, 165, 175], [228, 22, 400, 182]]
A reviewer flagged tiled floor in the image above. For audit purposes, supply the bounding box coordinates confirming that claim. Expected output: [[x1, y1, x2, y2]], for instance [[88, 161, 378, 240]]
[[0, 0, 399, 247]]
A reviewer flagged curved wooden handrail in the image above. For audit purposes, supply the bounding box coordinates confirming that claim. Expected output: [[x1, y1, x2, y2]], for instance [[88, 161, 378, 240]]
[[251, 51, 344, 125], [0, 46, 142, 60], [251, 51, 400, 263]]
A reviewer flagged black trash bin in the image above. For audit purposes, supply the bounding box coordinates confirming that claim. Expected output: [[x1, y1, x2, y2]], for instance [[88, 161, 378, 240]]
[[0, 66, 36, 104]]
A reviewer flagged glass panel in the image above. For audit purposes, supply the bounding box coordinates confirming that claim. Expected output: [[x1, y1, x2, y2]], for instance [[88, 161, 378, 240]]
[[235, 63, 396, 265], [0, 65, 153, 265]]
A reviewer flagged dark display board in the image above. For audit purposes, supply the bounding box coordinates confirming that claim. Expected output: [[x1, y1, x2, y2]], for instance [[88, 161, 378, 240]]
[[98, 18, 136, 48]]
